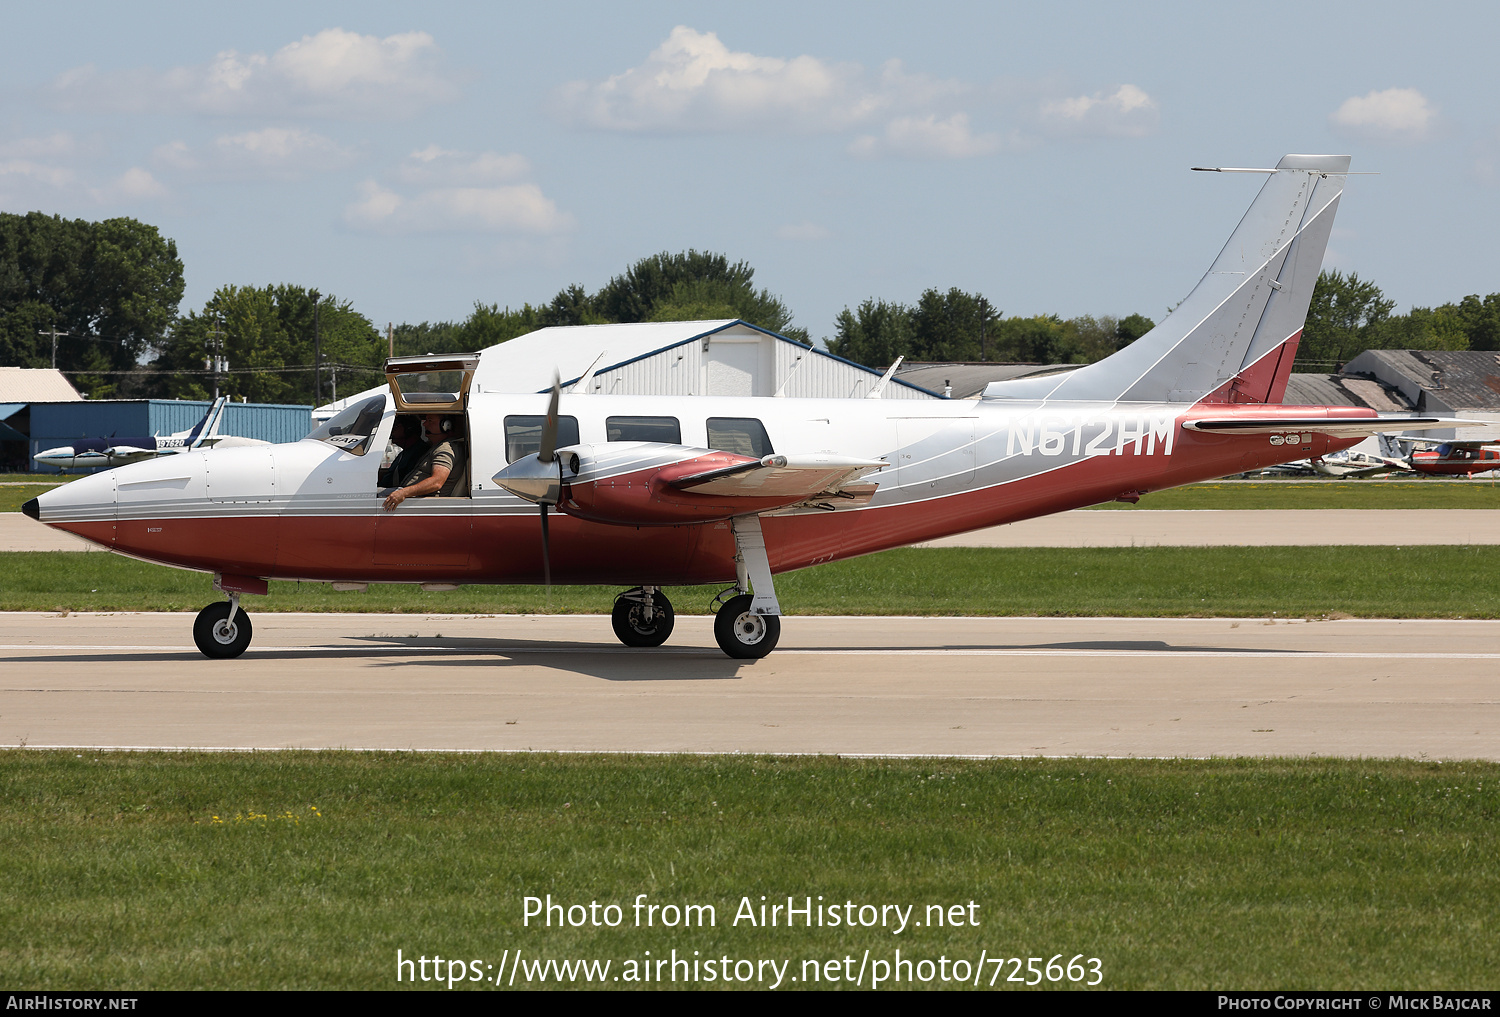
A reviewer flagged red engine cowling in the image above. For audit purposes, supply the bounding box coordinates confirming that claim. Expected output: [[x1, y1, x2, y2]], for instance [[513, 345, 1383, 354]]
[[557, 445, 801, 526]]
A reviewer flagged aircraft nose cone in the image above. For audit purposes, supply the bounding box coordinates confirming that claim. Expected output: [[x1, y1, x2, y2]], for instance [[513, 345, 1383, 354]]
[[21, 497, 39, 520]]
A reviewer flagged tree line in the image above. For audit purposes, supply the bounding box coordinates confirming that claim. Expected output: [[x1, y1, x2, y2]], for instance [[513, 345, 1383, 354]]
[[3, 211, 1496, 403], [1296, 269, 1500, 370]]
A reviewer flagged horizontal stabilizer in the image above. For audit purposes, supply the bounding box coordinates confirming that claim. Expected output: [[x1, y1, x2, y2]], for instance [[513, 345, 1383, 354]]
[[1184, 416, 1487, 439]]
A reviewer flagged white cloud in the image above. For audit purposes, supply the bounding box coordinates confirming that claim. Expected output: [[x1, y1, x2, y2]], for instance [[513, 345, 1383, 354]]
[[395, 145, 530, 185], [0, 158, 76, 190], [775, 221, 831, 242], [1471, 130, 1500, 186], [153, 128, 354, 180], [851, 113, 1000, 159], [89, 167, 168, 203], [555, 27, 1151, 161], [554, 26, 868, 133], [49, 28, 459, 119], [344, 178, 573, 236], [1329, 88, 1435, 143], [0, 132, 78, 160], [1038, 84, 1158, 137], [0, 132, 164, 206]]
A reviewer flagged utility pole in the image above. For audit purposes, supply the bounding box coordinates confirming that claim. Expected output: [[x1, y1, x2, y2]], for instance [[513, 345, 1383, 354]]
[[976, 295, 996, 363], [311, 292, 322, 407], [387, 322, 394, 359], [206, 318, 227, 400], [38, 327, 69, 369]]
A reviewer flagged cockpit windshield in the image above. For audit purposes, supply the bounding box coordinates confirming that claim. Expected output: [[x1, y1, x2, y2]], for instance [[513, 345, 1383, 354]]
[[305, 394, 387, 456]]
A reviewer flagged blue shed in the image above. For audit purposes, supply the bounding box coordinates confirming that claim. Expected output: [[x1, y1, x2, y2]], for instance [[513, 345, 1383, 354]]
[[27, 399, 313, 473]]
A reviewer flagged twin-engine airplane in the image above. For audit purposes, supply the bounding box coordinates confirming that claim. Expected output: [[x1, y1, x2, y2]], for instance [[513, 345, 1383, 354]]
[[23, 155, 1486, 660], [33, 396, 268, 471]]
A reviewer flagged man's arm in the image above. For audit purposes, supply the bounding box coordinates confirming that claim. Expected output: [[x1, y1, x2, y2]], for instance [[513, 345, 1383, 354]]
[[383, 464, 451, 511]]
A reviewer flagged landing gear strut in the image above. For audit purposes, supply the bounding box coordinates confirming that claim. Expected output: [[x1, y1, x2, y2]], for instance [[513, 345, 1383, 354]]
[[711, 516, 783, 659], [193, 594, 253, 659], [611, 586, 675, 647]]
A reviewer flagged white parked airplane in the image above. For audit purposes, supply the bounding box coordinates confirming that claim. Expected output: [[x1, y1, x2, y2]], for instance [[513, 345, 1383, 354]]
[[23, 155, 1486, 659], [33, 396, 269, 470]]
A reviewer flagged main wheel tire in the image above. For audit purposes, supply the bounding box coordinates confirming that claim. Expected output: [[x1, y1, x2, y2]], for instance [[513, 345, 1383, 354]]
[[713, 594, 781, 659], [611, 589, 675, 647], [193, 601, 253, 659]]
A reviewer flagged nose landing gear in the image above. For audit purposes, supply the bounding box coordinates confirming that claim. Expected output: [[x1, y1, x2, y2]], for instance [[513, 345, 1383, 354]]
[[193, 594, 253, 659]]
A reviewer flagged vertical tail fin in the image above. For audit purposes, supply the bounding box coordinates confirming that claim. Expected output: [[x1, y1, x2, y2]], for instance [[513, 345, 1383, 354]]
[[983, 154, 1350, 405], [184, 396, 227, 447]]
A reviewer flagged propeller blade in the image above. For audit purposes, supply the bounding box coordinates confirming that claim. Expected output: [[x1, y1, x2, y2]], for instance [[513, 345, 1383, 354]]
[[538, 372, 561, 464], [539, 503, 552, 592]]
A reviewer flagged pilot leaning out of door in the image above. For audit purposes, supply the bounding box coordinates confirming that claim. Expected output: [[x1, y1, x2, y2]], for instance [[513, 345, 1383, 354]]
[[382, 413, 461, 511]]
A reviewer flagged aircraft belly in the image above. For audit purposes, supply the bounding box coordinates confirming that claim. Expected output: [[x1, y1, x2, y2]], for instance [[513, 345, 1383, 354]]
[[108, 515, 280, 575]]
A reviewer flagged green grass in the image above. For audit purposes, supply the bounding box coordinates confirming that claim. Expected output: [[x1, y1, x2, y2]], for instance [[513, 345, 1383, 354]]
[[0, 485, 61, 512], [1085, 480, 1500, 509], [0, 752, 1494, 989], [0, 474, 73, 485], [4, 545, 1500, 618]]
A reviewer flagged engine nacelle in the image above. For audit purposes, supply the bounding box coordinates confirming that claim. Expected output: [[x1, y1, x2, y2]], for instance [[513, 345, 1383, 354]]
[[556, 442, 786, 526]]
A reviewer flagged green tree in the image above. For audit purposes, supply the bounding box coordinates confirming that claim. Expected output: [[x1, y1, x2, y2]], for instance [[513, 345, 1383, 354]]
[[1115, 313, 1155, 345], [1298, 270, 1398, 369], [826, 300, 912, 366], [146, 285, 381, 405], [0, 212, 184, 397]]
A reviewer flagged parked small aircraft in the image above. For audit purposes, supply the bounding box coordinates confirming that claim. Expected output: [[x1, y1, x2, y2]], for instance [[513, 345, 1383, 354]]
[[1307, 447, 1404, 478], [1395, 437, 1500, 477], [33, 397, 268, 471], [23, 155, 1488, 659]]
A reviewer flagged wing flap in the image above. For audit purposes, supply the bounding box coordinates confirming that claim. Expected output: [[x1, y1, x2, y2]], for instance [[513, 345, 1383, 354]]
[[667, 453, 887, 500]]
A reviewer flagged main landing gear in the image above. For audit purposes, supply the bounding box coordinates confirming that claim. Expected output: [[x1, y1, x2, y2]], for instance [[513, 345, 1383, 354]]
[[609, 517, 786, 659], [194, 593, 253, 659], [714, 516, 783, 659], [611, 587, 675, 647], [713, 593, 781, 659]]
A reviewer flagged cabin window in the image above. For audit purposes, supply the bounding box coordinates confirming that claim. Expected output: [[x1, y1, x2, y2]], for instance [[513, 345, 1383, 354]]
[[606, 416, 681, 444], [504, 415, 580, 462], [305, 394, 386, 456], [706, 417, 773, 458]]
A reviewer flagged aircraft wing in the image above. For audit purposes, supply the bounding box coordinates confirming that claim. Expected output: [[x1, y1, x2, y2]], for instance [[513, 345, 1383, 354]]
[[664, 453, 887, 501], [1183, 416, 1486, 438], [105, 445, 161, 464]]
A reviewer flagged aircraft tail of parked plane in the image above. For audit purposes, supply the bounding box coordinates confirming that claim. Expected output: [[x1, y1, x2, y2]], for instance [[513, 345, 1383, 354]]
[[33, 396, 269, 470], [24, 155, 1492, 659]]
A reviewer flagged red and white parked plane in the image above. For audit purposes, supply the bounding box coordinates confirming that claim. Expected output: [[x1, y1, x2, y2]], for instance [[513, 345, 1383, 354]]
[[23, 155, 1484, 659]]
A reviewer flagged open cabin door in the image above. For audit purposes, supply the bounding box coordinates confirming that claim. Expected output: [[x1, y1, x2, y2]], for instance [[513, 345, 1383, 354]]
[[375, 354, 478, 568]]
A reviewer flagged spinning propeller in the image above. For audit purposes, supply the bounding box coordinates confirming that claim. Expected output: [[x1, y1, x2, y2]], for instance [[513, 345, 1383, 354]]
[[493, 373, 564, 591]]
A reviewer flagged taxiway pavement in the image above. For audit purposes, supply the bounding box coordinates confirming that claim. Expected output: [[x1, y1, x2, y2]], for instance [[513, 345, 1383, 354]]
[[2, 612, 1494, 759]]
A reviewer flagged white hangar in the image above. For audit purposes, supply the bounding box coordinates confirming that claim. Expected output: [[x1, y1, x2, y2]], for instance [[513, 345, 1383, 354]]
[[317, 319, 938, 418]]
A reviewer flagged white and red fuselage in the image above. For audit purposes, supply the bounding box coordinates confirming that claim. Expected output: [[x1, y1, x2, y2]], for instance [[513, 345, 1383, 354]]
[[33, 389, 1376, 591]]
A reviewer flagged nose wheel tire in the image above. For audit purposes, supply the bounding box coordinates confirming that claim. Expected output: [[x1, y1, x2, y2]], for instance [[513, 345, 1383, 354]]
[[193, 601, 253, 659], [713, 594, 780, 659], [611, 589, 675, 647]]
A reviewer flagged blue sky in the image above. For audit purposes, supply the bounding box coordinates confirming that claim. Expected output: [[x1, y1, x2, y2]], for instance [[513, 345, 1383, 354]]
[[3, 1, 1496, 343]]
